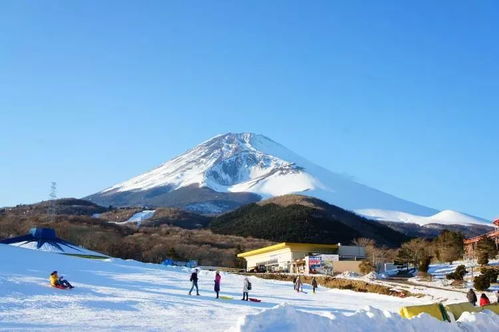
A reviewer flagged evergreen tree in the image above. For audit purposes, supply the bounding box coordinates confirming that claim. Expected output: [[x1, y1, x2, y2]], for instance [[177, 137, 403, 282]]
[[446, 265, 468, 280], [473, 275, 490, 291]]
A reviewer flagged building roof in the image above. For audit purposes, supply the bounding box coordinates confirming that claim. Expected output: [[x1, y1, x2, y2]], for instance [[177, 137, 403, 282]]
[[237, 242, 339, 258], [464, 229, 499, 245]]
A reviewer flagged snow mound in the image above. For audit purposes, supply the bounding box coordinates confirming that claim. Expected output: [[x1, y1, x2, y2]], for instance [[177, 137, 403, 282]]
[[335, 271, 360, 279], [362, 271, 379, 281], [233, 304, 499, 332]]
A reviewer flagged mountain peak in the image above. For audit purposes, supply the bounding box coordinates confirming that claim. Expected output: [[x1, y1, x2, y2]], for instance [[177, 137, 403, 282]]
[[201, 132, 277, 153], [87, 133, 487, 226]]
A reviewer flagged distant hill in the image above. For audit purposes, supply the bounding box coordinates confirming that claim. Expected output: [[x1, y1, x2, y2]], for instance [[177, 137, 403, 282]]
[[0, 198, 108, 217], [0, 206, 271, 267], [210, 195, 410, 247], [378, 220, 494, 239]]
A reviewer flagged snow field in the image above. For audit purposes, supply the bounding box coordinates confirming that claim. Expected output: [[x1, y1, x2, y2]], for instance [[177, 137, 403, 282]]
[[1, 245, 498, 331]]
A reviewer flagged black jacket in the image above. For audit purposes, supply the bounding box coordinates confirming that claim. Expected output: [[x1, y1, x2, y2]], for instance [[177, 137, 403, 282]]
[[467, 289, 477, 303], [190, 272, 198, 282]]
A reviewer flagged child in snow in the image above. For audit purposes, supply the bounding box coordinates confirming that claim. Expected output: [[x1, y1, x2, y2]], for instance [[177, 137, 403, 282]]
[[49, 271, 74, 289], [479, 293, 490, 307], [214, 271, 221, 299], [467, 288, 477, 306], [189, 268, 200, 296], [311, 277, 318, 294], [242, 277, 251, 301]]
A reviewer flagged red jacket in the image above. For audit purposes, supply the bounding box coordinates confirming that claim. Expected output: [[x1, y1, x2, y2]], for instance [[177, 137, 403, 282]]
[[480, 297, 490, 307]]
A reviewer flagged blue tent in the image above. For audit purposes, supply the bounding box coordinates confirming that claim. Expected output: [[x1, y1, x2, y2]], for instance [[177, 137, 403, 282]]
[[0, 227, 83, 253], [162, 259, 198, 268]]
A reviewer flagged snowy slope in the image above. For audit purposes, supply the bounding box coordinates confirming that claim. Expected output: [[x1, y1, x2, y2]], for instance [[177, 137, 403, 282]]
[[111, 210, 156, 226], [1, 245, 497, 331], [89, 133, 486, 225], [357, 209, 492, 226]]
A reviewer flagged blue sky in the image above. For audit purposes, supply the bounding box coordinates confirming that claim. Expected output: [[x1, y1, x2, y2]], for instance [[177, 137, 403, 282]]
[[1, 1, 498, 220]]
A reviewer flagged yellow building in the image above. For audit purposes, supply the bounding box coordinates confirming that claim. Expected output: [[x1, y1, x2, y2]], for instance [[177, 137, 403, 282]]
[[237, 242, 365, 274]]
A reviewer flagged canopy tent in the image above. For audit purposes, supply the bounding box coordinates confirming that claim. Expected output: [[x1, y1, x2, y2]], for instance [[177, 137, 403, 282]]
[[0, 227, 106, 257]]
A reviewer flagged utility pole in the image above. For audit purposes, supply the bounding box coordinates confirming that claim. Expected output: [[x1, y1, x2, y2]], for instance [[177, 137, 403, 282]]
[[47, 182, 57, 222]]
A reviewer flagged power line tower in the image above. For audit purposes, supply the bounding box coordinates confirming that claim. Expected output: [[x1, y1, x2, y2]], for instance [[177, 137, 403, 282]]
[[47, 182, 57, 222]]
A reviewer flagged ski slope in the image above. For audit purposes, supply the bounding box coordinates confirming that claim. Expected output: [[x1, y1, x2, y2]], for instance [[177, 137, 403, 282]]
[[0, 245, 497, 331], [111, 210, 156, 226]]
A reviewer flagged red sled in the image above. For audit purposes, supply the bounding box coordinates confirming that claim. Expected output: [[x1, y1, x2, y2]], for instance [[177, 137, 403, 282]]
[[249, 298, 261, 302], [52, 285, 70, 290]]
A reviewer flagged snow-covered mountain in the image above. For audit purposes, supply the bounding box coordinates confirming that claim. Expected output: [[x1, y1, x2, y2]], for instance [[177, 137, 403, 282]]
[[87, 133, 489, 226], [357, 209, 490, 226]]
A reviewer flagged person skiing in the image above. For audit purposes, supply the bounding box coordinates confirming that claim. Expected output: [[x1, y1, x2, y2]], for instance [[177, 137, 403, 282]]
[[295, 275, 302, 293], [49, 271, 74, 289], [189, 268, 200, 296], [214, 271, 221, 299], [242, 277, 251, 301], [467, 288, 477, 306], [311, 277, 318, 294], [479, 293, 490, 307]]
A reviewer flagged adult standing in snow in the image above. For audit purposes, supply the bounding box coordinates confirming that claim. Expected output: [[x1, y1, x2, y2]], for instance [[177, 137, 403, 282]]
[[311, 277, 318, 294], [242, 277, 251, 301], [214, 271, 221, 299], [189, 268, 200, 296], [467, 288, 477, 306], [295, 275, 302, 293], [479, 293, 490, 307]]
